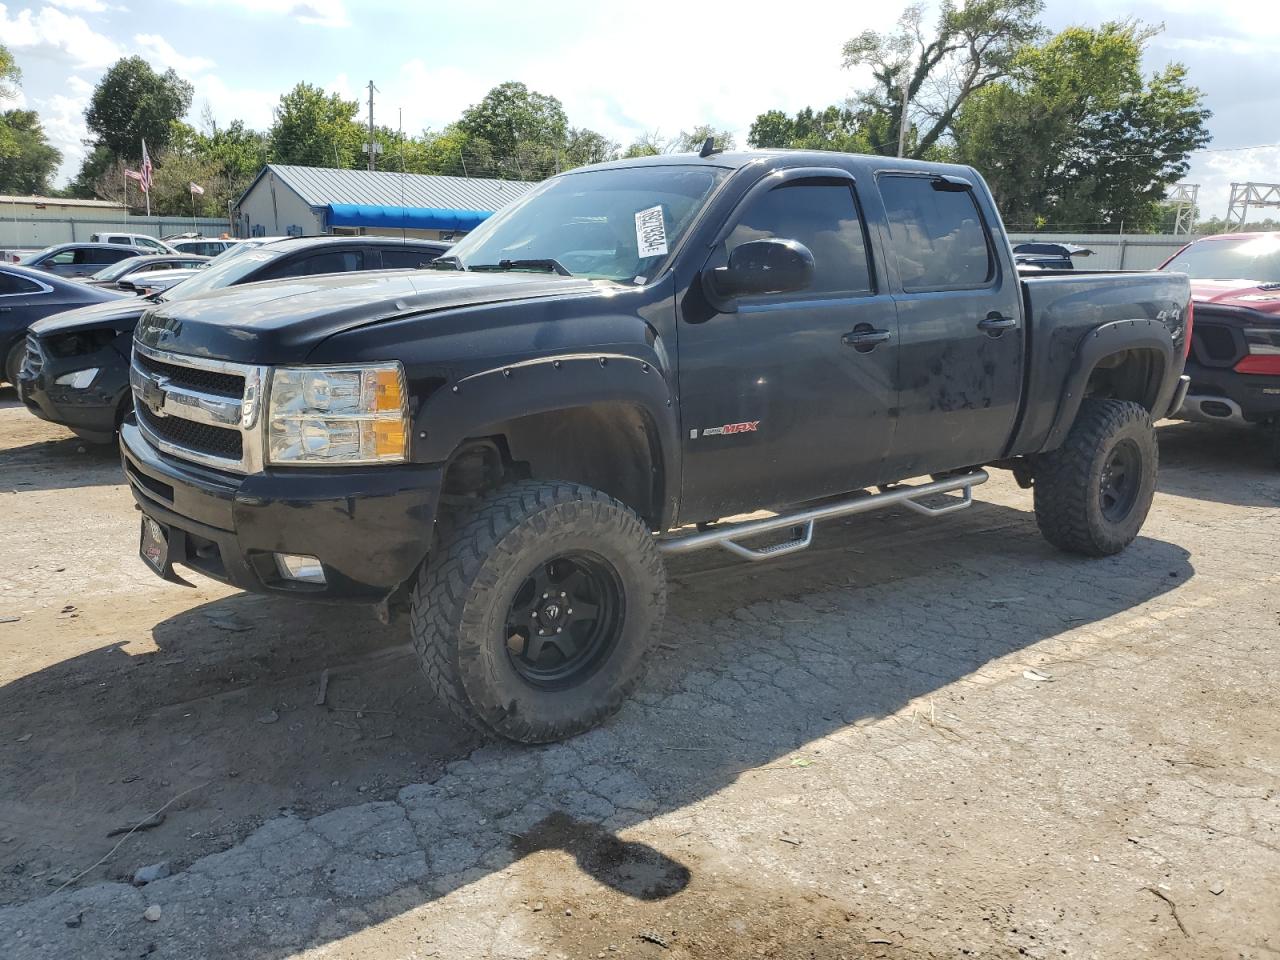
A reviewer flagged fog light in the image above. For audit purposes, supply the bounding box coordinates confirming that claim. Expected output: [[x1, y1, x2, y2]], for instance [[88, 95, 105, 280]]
[[54, 368, 99, 389], [275, 553, 326, 584]]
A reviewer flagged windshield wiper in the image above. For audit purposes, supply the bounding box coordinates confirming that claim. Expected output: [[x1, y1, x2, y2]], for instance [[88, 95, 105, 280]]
[[423, 254, 464, 271], [468, 258, 573, 277]]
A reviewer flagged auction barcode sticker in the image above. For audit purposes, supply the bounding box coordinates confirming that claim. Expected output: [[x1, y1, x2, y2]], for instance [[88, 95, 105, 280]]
[[634, 205, 668, 258]]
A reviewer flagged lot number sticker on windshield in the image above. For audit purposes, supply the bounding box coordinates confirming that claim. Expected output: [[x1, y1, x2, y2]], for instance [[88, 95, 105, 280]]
[[635, 205, 668, 258]]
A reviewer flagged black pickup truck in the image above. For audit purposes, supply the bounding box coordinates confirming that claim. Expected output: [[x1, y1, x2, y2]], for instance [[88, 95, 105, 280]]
[[120, 150, 1191, 743]]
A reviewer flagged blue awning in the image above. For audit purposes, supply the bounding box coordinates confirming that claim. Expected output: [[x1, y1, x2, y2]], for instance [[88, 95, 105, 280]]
[[324, 203, 493, 232]]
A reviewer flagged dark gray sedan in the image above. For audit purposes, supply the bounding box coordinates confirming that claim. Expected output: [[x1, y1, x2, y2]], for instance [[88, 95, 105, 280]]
[[19, 243, 142, 279], [0, 263, 127, 386]]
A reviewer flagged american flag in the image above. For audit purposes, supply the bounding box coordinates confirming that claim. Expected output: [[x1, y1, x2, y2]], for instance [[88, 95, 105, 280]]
[[140, 140, 153, 194], [124, 169, 143, 183]]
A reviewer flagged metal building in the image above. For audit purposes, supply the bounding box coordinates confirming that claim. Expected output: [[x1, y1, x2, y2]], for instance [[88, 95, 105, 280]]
[[232, 165, 535, 241]]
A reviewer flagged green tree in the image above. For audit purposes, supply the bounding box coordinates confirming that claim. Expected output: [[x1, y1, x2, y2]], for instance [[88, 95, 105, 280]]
[[843, 0, 1044, 157], [0, 43, 17, 102], [563, 128, 619, 168], [748, 105, 871, 153], [0, 110, 62, 194], [458, 82, 567, 161], [269, 82, 363, 167], [954, 21, 1211, 231], [83, 56, 194, 159], [670, 125, 736, 153], [1, 43, 24, 162]]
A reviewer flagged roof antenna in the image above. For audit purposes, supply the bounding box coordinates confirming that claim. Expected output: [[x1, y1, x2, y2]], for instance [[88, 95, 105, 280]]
[[699, 136, 723, 158]]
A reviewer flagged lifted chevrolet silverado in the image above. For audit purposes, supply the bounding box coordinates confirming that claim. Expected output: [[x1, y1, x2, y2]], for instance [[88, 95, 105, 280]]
[[120, 151, 1192, 743]]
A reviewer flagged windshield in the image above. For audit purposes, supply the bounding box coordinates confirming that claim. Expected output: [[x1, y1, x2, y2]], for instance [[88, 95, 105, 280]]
[[1162, 234, 1280, 283], [90, 258, 145, 281], [446, 165, 730, 282], [158, 246, 283, 301]]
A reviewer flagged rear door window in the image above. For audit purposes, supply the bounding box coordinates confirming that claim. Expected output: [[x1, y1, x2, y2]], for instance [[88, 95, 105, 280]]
[[263, 249, 366, 279], [79, 247, 135, 265], [877, 174, 994, 292], [0, 270, 43, 294], [380, 247, 440, 270]]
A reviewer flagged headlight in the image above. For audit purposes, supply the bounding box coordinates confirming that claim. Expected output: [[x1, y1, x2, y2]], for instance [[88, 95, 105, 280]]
[[54, 368, 99, 389], [267, 363, 408, 465]]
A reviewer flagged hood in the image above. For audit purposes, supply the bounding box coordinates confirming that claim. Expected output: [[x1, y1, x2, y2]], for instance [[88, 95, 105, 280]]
[[135, 269, 602, 364], [1189, 279, 1280, 316], [30, 296, 149, 337]]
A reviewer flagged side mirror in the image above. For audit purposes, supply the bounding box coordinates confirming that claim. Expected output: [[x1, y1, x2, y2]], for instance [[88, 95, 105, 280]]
[[705, 238, 815, 307]]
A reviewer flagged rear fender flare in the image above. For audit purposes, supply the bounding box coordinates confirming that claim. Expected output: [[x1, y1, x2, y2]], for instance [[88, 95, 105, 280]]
[[1042, 319, 1179, 451]]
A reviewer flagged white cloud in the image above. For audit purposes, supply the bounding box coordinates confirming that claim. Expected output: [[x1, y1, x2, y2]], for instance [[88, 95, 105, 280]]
[[0, 2, 123, 68], [33, 89, 94, 175], [178, 0, 348, 27], [45, 0, 111, 12], [133, 33, 215, 75], [361, 3, 898, 156]]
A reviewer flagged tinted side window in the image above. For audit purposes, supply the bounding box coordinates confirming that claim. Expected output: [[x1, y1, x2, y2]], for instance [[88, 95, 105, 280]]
[[725, 180, 872, 296], [878, 175, 994, 291], [381, 248, 438, 269], [81, 248, 135, 265], [0, 271, 42, 294], [264, 249, 365, 280]]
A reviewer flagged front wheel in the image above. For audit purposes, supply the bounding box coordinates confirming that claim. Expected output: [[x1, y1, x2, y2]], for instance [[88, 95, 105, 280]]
[[410, 480, 667, 743], [4, 340, 25, 388], [1032, 399, 1158, 556]]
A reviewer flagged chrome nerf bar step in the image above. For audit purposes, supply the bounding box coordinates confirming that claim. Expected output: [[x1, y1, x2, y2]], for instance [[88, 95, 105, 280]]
[[657, 470, 989, 562]]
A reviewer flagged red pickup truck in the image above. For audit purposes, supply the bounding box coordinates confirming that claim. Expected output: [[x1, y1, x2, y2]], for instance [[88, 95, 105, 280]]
[[1160, 232, 1280, 461]]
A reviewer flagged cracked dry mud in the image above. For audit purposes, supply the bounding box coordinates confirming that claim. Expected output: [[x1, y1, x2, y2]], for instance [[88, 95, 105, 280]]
[[1, 396, 1277, 959]]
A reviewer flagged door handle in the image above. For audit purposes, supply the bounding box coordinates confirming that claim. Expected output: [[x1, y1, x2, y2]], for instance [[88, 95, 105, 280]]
[[842, 326, 892, 352], [978, 312, 1017, 334]]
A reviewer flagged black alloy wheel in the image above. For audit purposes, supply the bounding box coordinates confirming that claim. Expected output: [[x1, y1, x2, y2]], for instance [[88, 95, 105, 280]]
[[504, 552, 624, 689], [1098, 438, 1141, 522]]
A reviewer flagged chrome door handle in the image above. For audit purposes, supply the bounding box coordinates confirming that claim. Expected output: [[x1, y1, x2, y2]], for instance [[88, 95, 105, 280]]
[[978, 312, 1017, 333], [842, 327, 892, 351]]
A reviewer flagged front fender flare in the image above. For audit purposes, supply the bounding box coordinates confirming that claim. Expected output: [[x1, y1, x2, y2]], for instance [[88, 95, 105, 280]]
[[414, 351, 681, 521]]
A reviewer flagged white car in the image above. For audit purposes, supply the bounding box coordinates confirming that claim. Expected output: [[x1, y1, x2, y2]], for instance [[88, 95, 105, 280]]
[[116, 268, 204, 296], [166, 236, 242, 258], [90, 232, 176, 254]]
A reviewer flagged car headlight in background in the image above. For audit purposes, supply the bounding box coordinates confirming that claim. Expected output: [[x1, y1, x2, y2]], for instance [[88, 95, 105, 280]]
[[54, 368, 99, 389], [267, 362, 408, 465]]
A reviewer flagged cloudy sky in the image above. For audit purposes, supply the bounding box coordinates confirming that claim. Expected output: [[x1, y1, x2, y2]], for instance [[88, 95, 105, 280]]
[[2, 0, 1276, 218]]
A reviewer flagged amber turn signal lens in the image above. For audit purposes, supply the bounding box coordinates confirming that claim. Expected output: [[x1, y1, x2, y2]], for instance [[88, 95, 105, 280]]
[[369, 368, 404, 413], [372, 419, 407, 458]]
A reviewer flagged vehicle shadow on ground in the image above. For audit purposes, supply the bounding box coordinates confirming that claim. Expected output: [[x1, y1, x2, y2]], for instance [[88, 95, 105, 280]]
[[0, 494, 1195, 956], [1155, 421, 1279, 507], [0, 436, 123, 492]]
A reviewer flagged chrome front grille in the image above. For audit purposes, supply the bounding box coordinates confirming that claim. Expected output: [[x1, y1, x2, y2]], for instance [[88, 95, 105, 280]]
[[130, 342, 268, 473]]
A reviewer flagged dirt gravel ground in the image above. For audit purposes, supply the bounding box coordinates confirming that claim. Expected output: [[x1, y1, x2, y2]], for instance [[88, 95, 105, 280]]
[[0, 392, 1277, 959]]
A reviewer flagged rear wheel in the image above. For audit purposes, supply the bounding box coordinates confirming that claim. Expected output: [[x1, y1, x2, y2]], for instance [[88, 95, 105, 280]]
[[410, 480, 667, 743], [1033, 399, 1157, 556]]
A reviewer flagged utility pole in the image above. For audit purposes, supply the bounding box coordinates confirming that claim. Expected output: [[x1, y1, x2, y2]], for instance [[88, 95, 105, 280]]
[[897, 79, 910, 158], [366, 80, 379, 172]]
